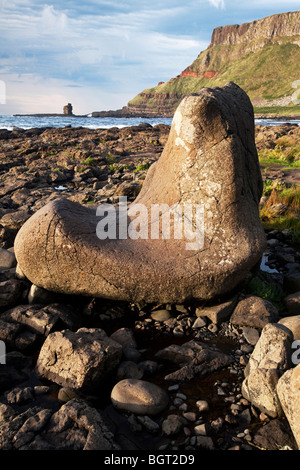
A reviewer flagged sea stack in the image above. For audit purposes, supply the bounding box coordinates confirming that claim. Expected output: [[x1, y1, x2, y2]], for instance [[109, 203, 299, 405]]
[[63, 103, 73, 116], [14, 82, 266, 305]]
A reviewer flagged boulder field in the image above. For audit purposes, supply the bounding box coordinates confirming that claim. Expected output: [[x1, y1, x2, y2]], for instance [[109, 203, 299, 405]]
[[0, 83, 299, 451]]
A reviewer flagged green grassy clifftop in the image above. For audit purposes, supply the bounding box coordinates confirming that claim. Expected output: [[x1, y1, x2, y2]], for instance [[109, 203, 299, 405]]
[[127, 11, 300, 117]]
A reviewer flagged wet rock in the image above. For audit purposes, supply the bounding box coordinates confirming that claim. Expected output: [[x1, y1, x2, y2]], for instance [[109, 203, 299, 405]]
[[111, 379, 169, 415], [36, 328, 123, 391]]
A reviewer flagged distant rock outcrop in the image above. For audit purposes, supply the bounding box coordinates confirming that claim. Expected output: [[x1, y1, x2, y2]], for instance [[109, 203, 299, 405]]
[[63, 103, 73, 116], [125, 10, 300, 117]]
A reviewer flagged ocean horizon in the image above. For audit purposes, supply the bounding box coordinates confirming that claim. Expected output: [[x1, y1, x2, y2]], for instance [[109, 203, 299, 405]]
[[0, 114, 299, 130]]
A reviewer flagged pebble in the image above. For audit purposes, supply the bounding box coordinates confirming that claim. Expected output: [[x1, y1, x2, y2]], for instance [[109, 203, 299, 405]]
[[111, 379, 169, 415], [195, 400, 209, 412]]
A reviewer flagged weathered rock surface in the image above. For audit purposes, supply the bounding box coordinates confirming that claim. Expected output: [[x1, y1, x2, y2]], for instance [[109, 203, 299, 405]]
[[155, 339, 234, 382], [242, 323, 293, 417], [0, 398, 120, 450], [279, 315, 300, 340], [14, 83, 266, 304], [230, 295, 279, 329], [36, 328, 123, 391], [277, 363, 300, 450]]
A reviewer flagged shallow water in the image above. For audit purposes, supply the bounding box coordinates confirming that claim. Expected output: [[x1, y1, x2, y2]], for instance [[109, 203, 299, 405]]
[[0, 114, 299, 130]]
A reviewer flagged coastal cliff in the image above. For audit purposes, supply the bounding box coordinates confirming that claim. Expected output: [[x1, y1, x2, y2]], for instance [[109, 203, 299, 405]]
[[118, 11, 300, 118]]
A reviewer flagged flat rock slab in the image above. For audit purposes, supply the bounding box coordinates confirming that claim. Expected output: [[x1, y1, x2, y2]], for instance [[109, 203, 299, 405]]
[[14, 82, 266, 304], [111, 379, 169, 415], [155, 339, 234, 383], [0, 398, 120, 450]]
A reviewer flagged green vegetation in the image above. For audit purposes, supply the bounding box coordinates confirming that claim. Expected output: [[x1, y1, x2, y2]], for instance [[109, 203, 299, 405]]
[[260, 182, 300, 242], [80, 157, 97, 166], [105, 152, 116, 164], [258, 134, 300, 168], [245, 274, 285, 313], [134, 162, 151, 172], [254, 105, 300, 116], [128, 36, 300, 115]]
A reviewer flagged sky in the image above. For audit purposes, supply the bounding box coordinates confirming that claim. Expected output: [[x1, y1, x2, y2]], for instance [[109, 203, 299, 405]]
[[0, 0, 299, 115]]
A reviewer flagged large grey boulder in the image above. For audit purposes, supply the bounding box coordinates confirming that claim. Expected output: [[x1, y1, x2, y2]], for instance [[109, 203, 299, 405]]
[[14, 82, 266, 304]]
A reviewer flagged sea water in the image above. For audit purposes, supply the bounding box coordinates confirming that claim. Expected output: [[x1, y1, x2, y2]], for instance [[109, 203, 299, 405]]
[[0, 114, 299, 130]]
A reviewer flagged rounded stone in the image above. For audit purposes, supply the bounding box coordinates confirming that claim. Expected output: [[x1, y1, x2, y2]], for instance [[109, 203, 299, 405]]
[[111, 379, 169, 415]]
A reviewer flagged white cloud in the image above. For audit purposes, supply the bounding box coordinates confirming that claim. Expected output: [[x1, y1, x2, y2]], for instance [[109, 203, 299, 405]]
[[208, 0, 225, 9]]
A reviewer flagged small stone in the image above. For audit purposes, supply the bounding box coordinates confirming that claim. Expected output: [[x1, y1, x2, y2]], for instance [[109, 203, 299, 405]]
[[116, 361, 144, 380], [192, 317, 207, 329], [194, 423, 209, 436], [111, 379, 169, 415], [196, 436, 215, 450], [57, 387, 80, 403], [150, 309, 173, 322], [183, 412, 197, 422], [162, 414, 187, 435], [208, 324, 218, 334], [195, 400, 209, 412], [5, 386, 34, 404], [137, 415, 160, 433], [243, 327, 260, 345], [0, 248, 16, 269]]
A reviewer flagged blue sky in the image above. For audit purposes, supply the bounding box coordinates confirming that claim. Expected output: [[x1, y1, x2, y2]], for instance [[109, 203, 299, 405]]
[[0, 0, 299, 114]]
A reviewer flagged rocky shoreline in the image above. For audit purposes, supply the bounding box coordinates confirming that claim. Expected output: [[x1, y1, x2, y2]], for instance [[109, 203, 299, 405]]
[[0, 120, 300, 451]]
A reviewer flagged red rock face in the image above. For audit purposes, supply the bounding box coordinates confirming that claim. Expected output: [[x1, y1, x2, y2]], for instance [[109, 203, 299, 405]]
[[180, 70, 200, 78], [179, 70, 219, 79], [204, 71, 219, 79]]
